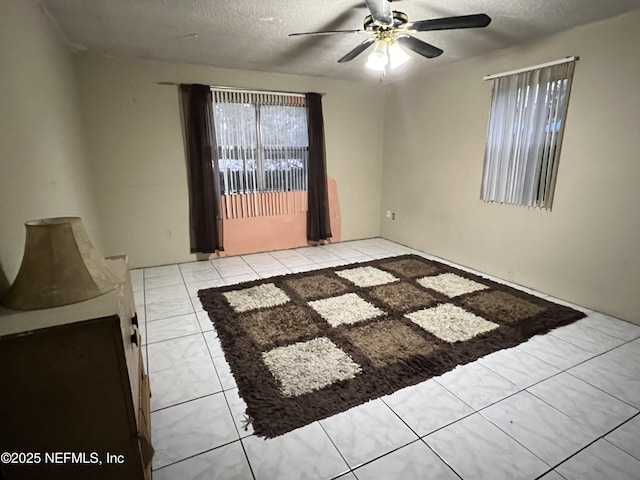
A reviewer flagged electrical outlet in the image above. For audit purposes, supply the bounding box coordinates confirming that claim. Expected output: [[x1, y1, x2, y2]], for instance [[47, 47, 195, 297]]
[[391, 212, 396, 220]]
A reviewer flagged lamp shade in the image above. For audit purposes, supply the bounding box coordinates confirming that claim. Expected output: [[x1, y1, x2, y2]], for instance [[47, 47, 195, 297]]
[[2, 217, 119, 310]]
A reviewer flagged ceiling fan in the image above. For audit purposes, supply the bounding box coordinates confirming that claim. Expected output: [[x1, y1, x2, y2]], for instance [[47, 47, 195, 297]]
[[289, 0, 491, 71]]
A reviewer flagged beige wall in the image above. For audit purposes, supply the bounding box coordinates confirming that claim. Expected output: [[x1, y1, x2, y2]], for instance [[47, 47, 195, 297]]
[[381, 11, 640, 323], [75, 55, 384, 268], [0, 0, 102, 289]]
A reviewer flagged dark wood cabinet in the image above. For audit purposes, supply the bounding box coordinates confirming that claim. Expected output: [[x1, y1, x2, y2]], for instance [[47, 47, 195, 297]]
[[0, 256, 152, 480]]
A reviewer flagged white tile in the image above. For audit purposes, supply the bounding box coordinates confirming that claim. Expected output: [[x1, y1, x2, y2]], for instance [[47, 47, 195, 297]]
[[204, 330, 225, 358], [528, 372, 638, 436], [257, 266, 292, 278], [518, 333, 595, 370], [242, 252, 279, 265], [569, 348, 640, 409], [480, 391, 594, 466], [181, 268, 223, 285], [152, 441, 253, 480], [185, 278, 226, 298], [382, 380, 474, 436], [197, 311, 215, 333], [147, 333, 210, 373], [270, 250, 316, 267], [581, 312, 640, 342], [340, 254, 374, 264], [354, 440, 459, 480], [132, 277, 144, 294], [130, 268, 144, 283], [539, 472, 567, 480], [295, 247, 343, 263], [212, 257, 255, 277], [224, 388, 254, 438], [242, 253, 287, 274], [548, 320, 626, 355], [556, 439, 640, 480], [146, 313, 201, 344], [190, 295, 205, 313], [178, 260, 218, 275], [288, 263, 326, 273], [425, 413, 549, 480], [606, 415, 640, 461], [312, 258, 350, 269], [145, 283, 189, 301], [434, 362, 519, 410], [179, 260, 220, 274], [479, 347, 560, 389], [335, 473, 357, 480], [146, 296, 195, 321], [146, 284, 194, 321], [213, 355, 237, 390], [610, 338, 640, 362], [320, 244, 370, 260], [150, 359, 223, 411], [145, 264, 181, 278], [145, 272, 184, 290], [152, 393, 238, 469], [242, 422, 349, 480], [223, 273, 261, 285], [320, 399, 418, 468], [351, 244, 397, 258]]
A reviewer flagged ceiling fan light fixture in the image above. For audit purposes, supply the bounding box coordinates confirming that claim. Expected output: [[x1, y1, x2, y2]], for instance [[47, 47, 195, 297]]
[[365, 40, 389, 71], [388, 41, 410, 69]]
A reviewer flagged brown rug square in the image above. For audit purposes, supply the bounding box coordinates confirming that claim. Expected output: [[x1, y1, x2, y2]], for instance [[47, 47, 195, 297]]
[[198, 254, 585, 438]]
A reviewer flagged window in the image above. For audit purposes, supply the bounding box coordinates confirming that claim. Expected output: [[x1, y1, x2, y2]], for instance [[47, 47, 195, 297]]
[[481, 61, 576, 209], [212, 90, 308, 195]]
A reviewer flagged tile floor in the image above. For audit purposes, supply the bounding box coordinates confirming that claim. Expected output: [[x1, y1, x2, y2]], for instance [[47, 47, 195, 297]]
[[132, 237, 640, 480]]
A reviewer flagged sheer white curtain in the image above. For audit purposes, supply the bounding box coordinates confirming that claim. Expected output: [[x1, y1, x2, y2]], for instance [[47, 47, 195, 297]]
[[481, 61, 576, 209]]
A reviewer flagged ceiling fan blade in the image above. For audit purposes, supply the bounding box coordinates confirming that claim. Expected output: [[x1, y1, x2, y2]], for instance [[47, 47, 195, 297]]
[[289, 29, 365, 37], [354, 0, 402, 7], [408, 13, 492, 32], [364, 0, 393, 25], [338, 38, 376, 63], [397, 35, 443, 58]]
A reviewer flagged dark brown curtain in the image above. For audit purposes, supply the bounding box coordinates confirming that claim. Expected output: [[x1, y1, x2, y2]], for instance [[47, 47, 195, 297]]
[[306, 92, 332, 243], [179, 84, 223, 253]]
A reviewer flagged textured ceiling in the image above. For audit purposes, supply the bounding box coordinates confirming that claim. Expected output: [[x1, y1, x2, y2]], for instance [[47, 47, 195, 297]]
[[40, 0, 640, 82]]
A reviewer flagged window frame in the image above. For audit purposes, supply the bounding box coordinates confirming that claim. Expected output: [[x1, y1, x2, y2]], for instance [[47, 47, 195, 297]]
[[212, 90, 309, 196]]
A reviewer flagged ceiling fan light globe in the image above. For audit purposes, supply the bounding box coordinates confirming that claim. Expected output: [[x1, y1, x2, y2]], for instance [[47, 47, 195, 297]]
[[365, 52, 388, 71], [388, 42, 410, 69], [365, 40, 389, 71]]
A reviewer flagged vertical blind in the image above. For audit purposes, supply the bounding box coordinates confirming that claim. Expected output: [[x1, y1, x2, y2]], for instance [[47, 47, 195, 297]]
[[481, 61, 576, 209], [212, 90, 308, 195]]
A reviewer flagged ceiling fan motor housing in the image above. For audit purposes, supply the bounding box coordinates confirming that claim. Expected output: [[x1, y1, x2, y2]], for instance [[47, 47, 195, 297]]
[[363, 11, 408, 31]]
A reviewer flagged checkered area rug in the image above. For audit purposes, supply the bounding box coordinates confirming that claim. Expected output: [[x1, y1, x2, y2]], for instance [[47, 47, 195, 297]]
[[198, 254, 585, 438]]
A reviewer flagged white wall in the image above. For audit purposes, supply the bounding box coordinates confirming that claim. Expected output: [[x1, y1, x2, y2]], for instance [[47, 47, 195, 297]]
[[75, 55, 385, 268], [381, 11, 640, 323], [0, 0, 102, 290]]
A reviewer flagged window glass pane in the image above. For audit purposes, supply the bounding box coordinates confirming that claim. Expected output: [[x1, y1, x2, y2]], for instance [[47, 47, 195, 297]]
[[260, 106, 308, 147], [214, 102, 256, 146], [212, 93, 308, 195]]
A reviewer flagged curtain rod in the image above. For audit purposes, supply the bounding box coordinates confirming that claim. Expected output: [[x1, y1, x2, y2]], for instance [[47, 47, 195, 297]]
[[483, 56, 579, 81], [157, 82, 323, 97]]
